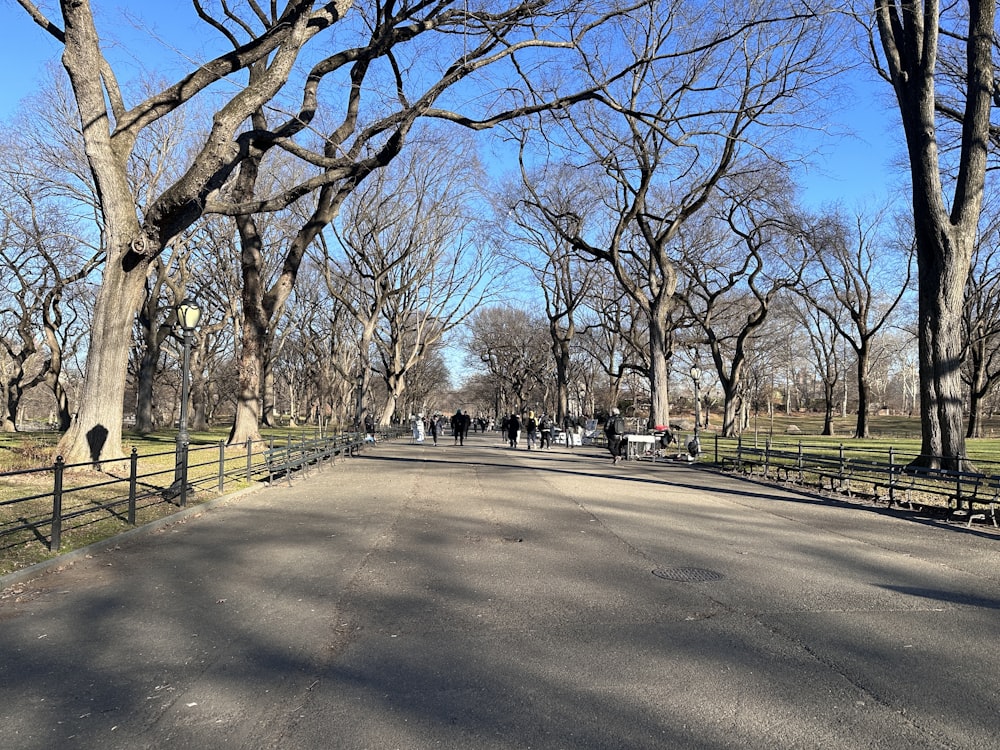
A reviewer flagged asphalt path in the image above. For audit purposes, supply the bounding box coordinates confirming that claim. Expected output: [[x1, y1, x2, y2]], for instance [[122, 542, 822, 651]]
[[1, 432, 998, 749]]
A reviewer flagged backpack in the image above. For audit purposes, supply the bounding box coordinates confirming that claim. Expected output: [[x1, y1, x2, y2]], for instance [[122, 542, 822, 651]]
[[539, 416, 550, 430], [613, 416, 625, 434]]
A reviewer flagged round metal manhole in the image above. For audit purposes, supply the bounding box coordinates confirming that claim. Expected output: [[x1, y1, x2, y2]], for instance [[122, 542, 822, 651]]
[[652, 567, 724, 582]]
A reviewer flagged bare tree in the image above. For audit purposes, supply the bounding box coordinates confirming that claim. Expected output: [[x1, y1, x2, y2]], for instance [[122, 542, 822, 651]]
[[871, 0, 995, 468], [0, 138, 101, 431], [315, 136, 494, 426], [464, 306, 550, 414], [13, 1, 628, 465], [790, 293, 844, 435], [498, 180, 600, 423], [794, 205, 912, 437], [962, 214, 1000, 438], [680, 176, 805, 437], [519, 2, 836, 428]]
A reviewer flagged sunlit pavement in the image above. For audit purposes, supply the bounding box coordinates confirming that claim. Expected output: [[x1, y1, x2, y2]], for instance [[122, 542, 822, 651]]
[[2, 432, 998, 749]]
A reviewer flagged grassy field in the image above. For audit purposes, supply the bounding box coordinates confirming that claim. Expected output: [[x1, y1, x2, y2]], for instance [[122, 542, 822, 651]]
[[710, 412, 1000, 459]]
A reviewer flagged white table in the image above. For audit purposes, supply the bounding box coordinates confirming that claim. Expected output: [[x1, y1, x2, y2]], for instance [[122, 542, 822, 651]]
[[623, 434, 658, 462]]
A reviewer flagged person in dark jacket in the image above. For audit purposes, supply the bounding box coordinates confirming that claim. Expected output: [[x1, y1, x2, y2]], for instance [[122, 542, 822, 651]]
[[451, 409, 471, 445], [506, 412, 521, 448], [604, 407, 624, 464], [524, 411, 538, 450], [538, 413, 552, 449]]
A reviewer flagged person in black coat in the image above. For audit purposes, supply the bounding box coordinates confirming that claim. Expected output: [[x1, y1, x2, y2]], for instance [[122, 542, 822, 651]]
[[506, 413, 521, 448], [604, 408, 624, 464]]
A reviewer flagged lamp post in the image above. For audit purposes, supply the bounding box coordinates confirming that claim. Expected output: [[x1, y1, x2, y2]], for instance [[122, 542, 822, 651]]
[[689, 358, 701, 458], [173, 298, 202, 505]]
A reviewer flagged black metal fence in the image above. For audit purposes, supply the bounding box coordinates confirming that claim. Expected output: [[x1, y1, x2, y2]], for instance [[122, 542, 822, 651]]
[[712, 435, 1000, 526], [0, 429, 397, 555]]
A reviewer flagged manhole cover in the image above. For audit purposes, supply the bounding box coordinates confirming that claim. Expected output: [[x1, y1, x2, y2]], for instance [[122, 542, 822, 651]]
[[652, 567, 724, 582]]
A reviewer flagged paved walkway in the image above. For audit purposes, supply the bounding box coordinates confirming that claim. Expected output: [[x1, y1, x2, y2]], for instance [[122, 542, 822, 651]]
[[1, 432, 998, 749]]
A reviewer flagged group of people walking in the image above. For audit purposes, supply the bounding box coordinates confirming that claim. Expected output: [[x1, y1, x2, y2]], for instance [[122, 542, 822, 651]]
[[400, 406, 695, 465], [501, 411, 555, 450], [404, 410, 474, 446]]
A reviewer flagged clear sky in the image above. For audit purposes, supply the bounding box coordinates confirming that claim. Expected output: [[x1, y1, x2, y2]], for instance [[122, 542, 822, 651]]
[[0, 2, 908, 213]]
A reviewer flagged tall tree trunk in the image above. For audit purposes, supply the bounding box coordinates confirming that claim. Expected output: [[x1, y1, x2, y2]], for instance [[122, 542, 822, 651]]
[[854, 344, 871, 439], [2, 382, 20, 432], [875, 0, 993, 470], [56, 251, 149, 465], [821, 379, 835, 436], [967, 389, 983, 439], [380, 372, 406, 426], [966, 340, 987, 439], [228, 208, 269, 446], [648, 315, 671, 429], [228, 316, 264, 446], [134, 343, 162, 433], [722, 386, 739, 437], [48, 374, 72, 431], [916, 231, 971, 464], [262, 361, 278, 426]]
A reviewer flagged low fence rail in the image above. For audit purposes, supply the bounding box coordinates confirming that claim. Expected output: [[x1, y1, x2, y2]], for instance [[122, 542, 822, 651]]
[[0, 429, 399, 557], [714, 436, 1000, 527]]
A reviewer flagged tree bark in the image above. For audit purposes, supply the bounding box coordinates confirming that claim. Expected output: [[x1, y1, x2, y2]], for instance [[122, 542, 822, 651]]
[[855, 343, 872, 439], [915, 229, 971, 463], [875, 0, 994, 469], [56, 247, 150, 465]]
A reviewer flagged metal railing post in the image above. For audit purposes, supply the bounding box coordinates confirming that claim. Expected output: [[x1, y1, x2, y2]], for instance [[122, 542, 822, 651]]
[[179, 441, 190, 507], [888, 446, 896, 507], [797, 441, 804, 483], [218, 441, 225, 492], [956, 453, 965, 509], [128, 448, 138, 525], [50, 456, 64, 552]]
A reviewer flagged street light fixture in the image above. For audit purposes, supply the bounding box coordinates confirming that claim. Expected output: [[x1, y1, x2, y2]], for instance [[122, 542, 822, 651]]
[[689, 357, 702, 459], [173, 298, 202, 505]]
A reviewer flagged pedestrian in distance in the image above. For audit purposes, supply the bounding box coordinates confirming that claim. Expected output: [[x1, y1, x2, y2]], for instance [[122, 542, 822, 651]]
[[507, 412, 521, 448], [459, 410, 472, 444], [428, 414, 439, 446], [525, 411, 538, 450], [604, 408, 625, 464], [538, 413, 552, 449]]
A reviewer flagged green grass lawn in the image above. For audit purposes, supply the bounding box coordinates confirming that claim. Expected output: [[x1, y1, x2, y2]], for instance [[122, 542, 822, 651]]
[[0, 425, 350, 578], [717, 412, 1000, 464]]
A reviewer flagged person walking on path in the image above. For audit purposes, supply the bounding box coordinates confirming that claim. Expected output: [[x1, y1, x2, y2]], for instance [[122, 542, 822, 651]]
[[524, 412, 538, 450], [562, 414, 575, 448], [604, 408, 625, 464], [451, 409, 472, 446], [538, 413, 552, 449], [506, 412, 521, 448], [428, 415, 439, 446]]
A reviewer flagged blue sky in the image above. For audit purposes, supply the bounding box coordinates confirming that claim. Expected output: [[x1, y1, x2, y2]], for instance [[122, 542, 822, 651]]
[[0, 2, 908, 211]]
